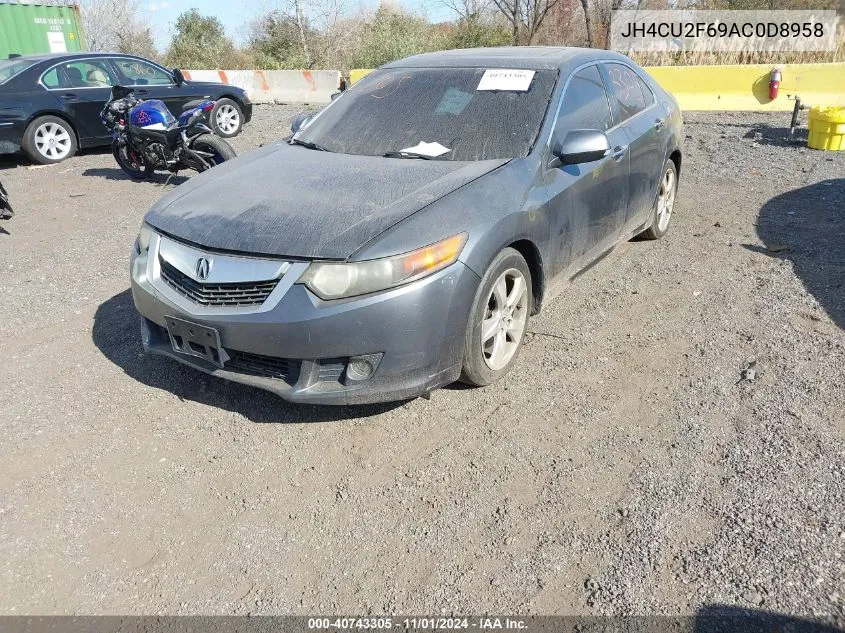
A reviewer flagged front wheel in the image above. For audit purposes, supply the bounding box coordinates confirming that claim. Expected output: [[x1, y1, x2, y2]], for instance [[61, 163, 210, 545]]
[[190, 135, 236, 172], [112, 139, 152, 180], [460, 247, 532, 387], [211, 98, 244, 138]]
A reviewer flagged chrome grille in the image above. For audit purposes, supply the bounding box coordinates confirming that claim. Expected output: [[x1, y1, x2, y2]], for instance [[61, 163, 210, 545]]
[[159, 256, 279, 307]]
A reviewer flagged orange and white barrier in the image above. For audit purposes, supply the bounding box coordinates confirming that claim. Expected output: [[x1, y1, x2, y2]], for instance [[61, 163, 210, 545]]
[[181, 69, 341, 104]]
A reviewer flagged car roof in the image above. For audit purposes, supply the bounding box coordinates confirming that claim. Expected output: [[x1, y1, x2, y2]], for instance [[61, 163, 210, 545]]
[[6, 52, 138, 63], [382, 46, 633, 71]]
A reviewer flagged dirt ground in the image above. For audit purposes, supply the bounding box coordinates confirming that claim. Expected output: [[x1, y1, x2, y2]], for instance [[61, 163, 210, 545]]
[[0, 108, 843, 620]]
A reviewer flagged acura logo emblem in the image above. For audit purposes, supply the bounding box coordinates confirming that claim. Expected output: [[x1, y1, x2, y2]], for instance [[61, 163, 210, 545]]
[[195, 257, 211, 280]]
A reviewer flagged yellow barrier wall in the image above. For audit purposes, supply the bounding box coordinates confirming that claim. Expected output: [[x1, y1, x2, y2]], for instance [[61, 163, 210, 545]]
[[349, 63, 845, 111], [645, 63, 845, 111], [349, 68, 373, 85]]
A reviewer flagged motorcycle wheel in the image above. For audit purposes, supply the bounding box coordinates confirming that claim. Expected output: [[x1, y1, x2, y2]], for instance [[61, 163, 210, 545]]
[[112, 139, 152, 180], [191, 135, 236, 172]]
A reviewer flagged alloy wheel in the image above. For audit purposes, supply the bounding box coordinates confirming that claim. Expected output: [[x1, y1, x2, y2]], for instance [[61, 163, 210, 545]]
[[482, 268, 529, 371], [215, 105, 240, 135], [34, 122, 72, 161], [656, 167, 676, 232]]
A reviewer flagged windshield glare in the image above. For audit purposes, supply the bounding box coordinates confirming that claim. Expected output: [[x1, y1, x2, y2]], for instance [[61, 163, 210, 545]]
[[296, 67, 557, 161], [0, 59, 36, 84]]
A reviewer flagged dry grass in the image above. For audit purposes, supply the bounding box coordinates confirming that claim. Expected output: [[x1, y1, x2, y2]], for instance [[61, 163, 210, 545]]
[[629, 27, 845, 65]]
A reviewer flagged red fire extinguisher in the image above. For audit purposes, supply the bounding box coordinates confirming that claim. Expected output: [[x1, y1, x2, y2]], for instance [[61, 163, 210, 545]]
[[769, 68, 782, 100]]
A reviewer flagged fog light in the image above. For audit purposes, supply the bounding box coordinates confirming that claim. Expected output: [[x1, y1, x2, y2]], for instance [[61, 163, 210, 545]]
[[346, 353, 383, 383], [139, 317, 151, 350]]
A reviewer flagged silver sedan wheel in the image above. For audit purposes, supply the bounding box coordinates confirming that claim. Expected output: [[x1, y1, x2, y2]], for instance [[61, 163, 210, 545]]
[[215, 104, 240, 135], [482, 268, 529, 371], [34, 122, 72, 161], [656, 166, 676, 232]]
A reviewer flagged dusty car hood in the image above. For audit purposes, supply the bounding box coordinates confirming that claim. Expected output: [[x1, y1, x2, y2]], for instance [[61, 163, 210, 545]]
[[145, 142, 507, 260]]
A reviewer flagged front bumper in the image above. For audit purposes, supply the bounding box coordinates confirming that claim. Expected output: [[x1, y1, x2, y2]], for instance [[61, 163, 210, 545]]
[[130, 234, 479, 405], [241, 101, 253, 124]]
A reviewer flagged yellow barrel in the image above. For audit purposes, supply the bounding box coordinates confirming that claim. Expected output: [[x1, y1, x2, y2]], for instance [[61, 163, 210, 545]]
[[807, 105, 845, 151]]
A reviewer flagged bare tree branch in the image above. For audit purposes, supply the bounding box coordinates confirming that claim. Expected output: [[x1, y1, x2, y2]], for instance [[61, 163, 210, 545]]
[[579, 0, 593, 45]]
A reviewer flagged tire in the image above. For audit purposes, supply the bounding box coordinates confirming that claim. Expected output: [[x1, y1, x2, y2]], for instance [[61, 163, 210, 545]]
[[211, 98, 243, 138], [640, 159, 678, 240], [112, 139, 152, 180], [460, 247, 533, 387], [191, 135, 236, 172], [22, 115, 78, 164]]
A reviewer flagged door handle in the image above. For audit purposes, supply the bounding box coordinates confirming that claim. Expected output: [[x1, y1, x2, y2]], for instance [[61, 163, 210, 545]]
[[611, 145, 627, 162], [136, 89, 149, 96], [654, 118, 665, 131], [60, 93, 79, 101]]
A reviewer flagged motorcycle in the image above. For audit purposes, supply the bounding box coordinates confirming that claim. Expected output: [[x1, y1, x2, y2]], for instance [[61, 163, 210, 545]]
[[100, 86, 236, 180], [0, 180, 12, 222]]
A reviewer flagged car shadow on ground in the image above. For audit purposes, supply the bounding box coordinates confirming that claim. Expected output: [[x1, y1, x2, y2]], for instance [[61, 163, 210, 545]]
[[0, 147, 114, 170], [744, 178, 845, 330], [81, 167, 191, 185], [92, 289, 406, 423], [692, 604, 843, 632]]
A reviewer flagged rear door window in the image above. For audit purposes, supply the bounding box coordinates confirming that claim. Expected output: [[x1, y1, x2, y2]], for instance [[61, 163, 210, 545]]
[[45, 60, 116, 88], [604, 63, 653, 123], [41, 67, 62, 89], [555, 65, 613, 133]]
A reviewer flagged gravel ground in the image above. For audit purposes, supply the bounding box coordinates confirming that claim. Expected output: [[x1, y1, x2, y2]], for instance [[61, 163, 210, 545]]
[[0, 106, 843, 622]]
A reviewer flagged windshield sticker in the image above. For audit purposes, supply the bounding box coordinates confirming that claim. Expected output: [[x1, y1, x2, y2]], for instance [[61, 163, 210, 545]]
[[399, 141, 451, 157], [435, 88, 473, 116], [477, 69, 536, 92]]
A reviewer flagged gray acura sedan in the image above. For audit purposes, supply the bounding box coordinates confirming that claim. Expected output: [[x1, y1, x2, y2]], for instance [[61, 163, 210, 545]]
[[130, 47, 682, 405]]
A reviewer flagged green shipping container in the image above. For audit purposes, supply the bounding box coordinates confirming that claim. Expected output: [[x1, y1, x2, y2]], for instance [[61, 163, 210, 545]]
[[0, 1, 86, 59]]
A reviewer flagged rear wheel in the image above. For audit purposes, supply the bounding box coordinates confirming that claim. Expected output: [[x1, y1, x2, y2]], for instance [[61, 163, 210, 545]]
[[22, 116, 77, 164], [112, 139, 152, 180], [191, 135, 236, 172], [211, 98, 243, 138], [641, 159, 678, 240], [460, 248, 532, 387]]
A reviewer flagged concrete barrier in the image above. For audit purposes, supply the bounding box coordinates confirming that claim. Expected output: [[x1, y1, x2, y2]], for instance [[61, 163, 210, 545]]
[[349, 63, 845, 111], [182, 69, 341, 104]]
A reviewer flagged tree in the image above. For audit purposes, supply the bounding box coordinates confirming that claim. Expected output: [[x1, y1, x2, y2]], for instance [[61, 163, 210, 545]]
[[490, 0, 563, 44], [164, 10, 248, 69], [248, 10, 312, 69], [448, 15, 513, 48], [350, 5, 448, 69], [579, 0, 593, 45], [78, 0, 159, 58]]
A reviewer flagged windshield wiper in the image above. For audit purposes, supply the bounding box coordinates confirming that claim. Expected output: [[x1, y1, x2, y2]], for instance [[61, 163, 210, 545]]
[[290, 138, 329, 151], [382, 151, 449, 160]]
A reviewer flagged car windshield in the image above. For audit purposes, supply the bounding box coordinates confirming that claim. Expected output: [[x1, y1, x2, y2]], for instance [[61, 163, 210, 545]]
[[0, 59, 37, 84], [295, 67, 558, 161]]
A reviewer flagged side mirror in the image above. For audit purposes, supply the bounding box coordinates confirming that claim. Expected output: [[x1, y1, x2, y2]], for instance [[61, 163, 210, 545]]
[[291, 112, 312, 134], [330, 91, 341, 101], [550, 129, 611, 167], [172, 68, 185, 86]]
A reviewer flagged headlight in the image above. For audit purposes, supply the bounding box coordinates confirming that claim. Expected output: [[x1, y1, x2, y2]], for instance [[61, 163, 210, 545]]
[[299, 233, 467, 300], [137, 222, 153, 253]]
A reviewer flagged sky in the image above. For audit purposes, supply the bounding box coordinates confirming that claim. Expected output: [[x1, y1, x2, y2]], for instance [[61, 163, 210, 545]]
[[143, 0, 455, 50]]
